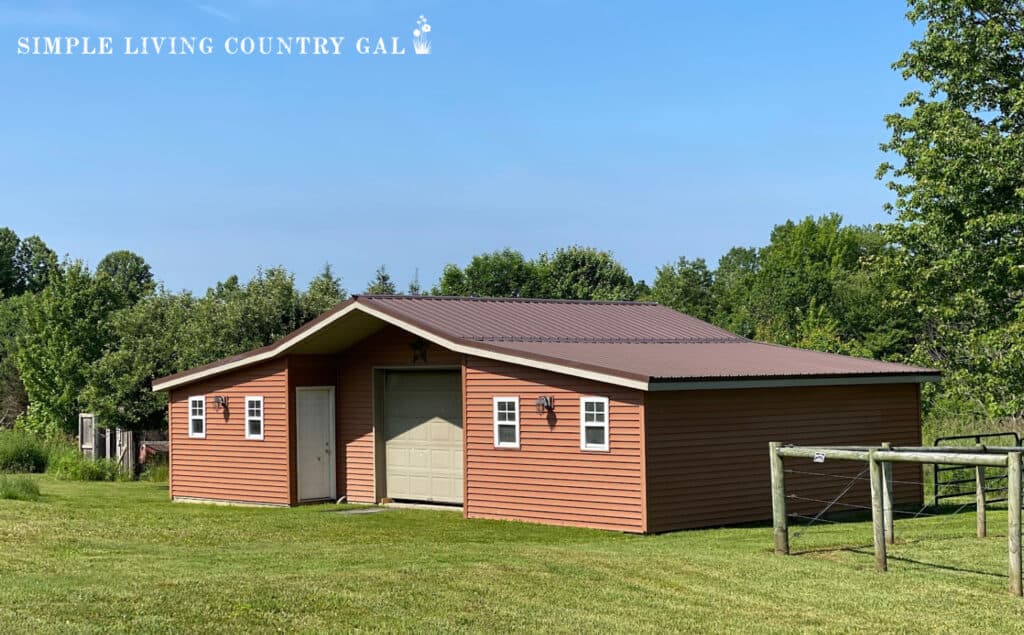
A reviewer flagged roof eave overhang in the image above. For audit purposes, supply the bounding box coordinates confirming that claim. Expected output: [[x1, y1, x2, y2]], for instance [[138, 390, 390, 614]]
[[647, 372, 941, 392]]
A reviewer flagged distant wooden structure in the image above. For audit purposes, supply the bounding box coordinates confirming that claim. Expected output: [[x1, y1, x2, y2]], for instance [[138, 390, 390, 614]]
[[78, 413, 135, 475]]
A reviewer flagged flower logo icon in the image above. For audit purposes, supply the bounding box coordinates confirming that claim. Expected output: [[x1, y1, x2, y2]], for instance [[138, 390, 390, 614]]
[[414, 15, 431, 55]]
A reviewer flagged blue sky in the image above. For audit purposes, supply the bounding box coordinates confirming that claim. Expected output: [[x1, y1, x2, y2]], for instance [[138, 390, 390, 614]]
[[0, 1, 919, 294]]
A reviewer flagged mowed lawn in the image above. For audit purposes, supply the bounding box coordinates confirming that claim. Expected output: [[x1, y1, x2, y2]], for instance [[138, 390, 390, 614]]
[[2, 479, 1024, 633]]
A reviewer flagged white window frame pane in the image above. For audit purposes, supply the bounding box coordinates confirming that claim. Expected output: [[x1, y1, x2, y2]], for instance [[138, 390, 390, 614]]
[[245, 395, 264, 440], [496, 423, 517, 445], [188, 396, 206, 439], [580, 396, 609, 451], [492, 396, 520, 449]]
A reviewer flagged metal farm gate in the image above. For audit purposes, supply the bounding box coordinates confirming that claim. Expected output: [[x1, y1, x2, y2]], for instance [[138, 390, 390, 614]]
[[933, 432, 1021, 505]]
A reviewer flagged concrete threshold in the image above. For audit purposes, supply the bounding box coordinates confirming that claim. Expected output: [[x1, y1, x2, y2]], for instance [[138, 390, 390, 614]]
[[384, 501, 463, 512]]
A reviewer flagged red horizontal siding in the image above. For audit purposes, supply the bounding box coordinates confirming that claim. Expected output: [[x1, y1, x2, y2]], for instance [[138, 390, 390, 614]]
[[645, 383, 923, 532], [168, 359, 290, 505], [464, 356, 645, 533]]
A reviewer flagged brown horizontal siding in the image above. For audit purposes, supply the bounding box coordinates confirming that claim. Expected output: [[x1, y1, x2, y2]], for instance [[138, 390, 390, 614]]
[[168, 359, 290, 505], [464, 356, 645, 533], [336, 326, 461, 503], [645, 383, 923, 532]]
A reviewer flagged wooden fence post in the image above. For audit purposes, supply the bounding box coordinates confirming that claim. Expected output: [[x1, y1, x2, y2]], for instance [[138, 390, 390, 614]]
[[769, 442, 789, 555], [1009, 452, 1021, 597], [976, 444, 987, 539], [869, 450, 887, 572], [881, 442, 894, 545]]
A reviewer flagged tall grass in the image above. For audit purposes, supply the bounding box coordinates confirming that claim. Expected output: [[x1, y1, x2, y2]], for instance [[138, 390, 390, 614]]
[[140, 459, 168, 483], [0, 474, 41, 501], [47, 447, 124, 482], [0, 430, 48, 473], [0, 431, 128, 482], [921, 413, 1023, 446]]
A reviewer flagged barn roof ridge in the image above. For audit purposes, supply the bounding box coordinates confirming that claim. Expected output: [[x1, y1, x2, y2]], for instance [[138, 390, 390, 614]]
[[354, 294, 660, 306], [468, 336, 747, 344]]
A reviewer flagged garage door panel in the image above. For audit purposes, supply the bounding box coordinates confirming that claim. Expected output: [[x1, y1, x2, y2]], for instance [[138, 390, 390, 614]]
[[430, 422, 455, 443], [384, 371, 463, 504], [431, 448, 453, 470], [409, 476, 430, 498], [410, 448, 430, 468]]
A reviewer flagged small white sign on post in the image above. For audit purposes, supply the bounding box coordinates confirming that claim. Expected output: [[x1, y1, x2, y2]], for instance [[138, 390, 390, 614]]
[[813, 451, 826, 464]]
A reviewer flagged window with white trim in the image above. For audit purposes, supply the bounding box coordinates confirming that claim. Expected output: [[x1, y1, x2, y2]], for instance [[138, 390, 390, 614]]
[[493, 397, 520, 448], [245, 396, 264, 440], [188, 396, 206, 438], [580, 396, 609, 451]]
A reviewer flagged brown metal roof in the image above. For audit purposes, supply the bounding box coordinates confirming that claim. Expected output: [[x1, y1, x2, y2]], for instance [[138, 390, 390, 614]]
[[358, 295, 744, 343], [478, 340, 932, 382], [153, 295, 938, 392]]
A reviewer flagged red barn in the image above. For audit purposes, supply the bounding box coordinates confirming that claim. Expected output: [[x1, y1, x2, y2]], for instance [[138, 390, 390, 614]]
[[153, 295, 937, 532]]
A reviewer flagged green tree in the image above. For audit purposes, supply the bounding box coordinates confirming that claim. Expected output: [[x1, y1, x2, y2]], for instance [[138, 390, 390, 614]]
[[365, 266, 397, 295], [744, 215, 883, 349], [78, 265, 316, 433], [97, 250, 155, 306], [0, 232, 56, 427], [877, 0, 1024, 417], [407, 272, 422, 296], [711, 247, 758, 337], [83, 292, 194, 431], [237, 267, 303, 349], [537, 247, 638, 301], [648, 257, 715, 321], [14, 262, 120, 435], [434, 249, 541, 297], [0, 228, 19, 297], [302, 263, 347, 319], [14, 235, 57, 295], [703, 215, 898, 356], [0, 294, 30, 427]]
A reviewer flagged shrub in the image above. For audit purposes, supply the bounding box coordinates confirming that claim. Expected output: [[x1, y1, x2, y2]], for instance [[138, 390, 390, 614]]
[[0, 475, 41, 501], [0, 430, 48, 473], [48, 451, 122, 482]]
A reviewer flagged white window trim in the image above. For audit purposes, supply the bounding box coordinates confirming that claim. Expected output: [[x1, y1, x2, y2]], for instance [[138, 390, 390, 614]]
[[188, 396, 206, 439], [580, 396, 609, 451], [245, 395, 264, 440], [493, 396, 520, 449]]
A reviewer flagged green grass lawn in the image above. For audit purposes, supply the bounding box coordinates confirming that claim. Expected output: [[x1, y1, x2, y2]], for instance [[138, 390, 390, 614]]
[[2, 477, 1024, 633]]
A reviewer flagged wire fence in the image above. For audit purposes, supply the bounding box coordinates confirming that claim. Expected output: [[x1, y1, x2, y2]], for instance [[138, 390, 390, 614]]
[[783, 467, 977, 539]]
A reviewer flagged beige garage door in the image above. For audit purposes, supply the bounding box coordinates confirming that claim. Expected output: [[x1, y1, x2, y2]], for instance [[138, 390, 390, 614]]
[[384, 370, 463, 504]]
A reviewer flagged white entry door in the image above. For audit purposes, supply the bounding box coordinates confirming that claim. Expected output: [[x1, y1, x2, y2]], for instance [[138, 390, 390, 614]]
[[296, 386, 335, 501]]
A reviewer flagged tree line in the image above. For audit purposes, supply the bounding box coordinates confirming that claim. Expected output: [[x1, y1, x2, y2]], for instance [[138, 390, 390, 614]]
[[0, 219, 905, 435], [2, 0, 1021, 435]]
